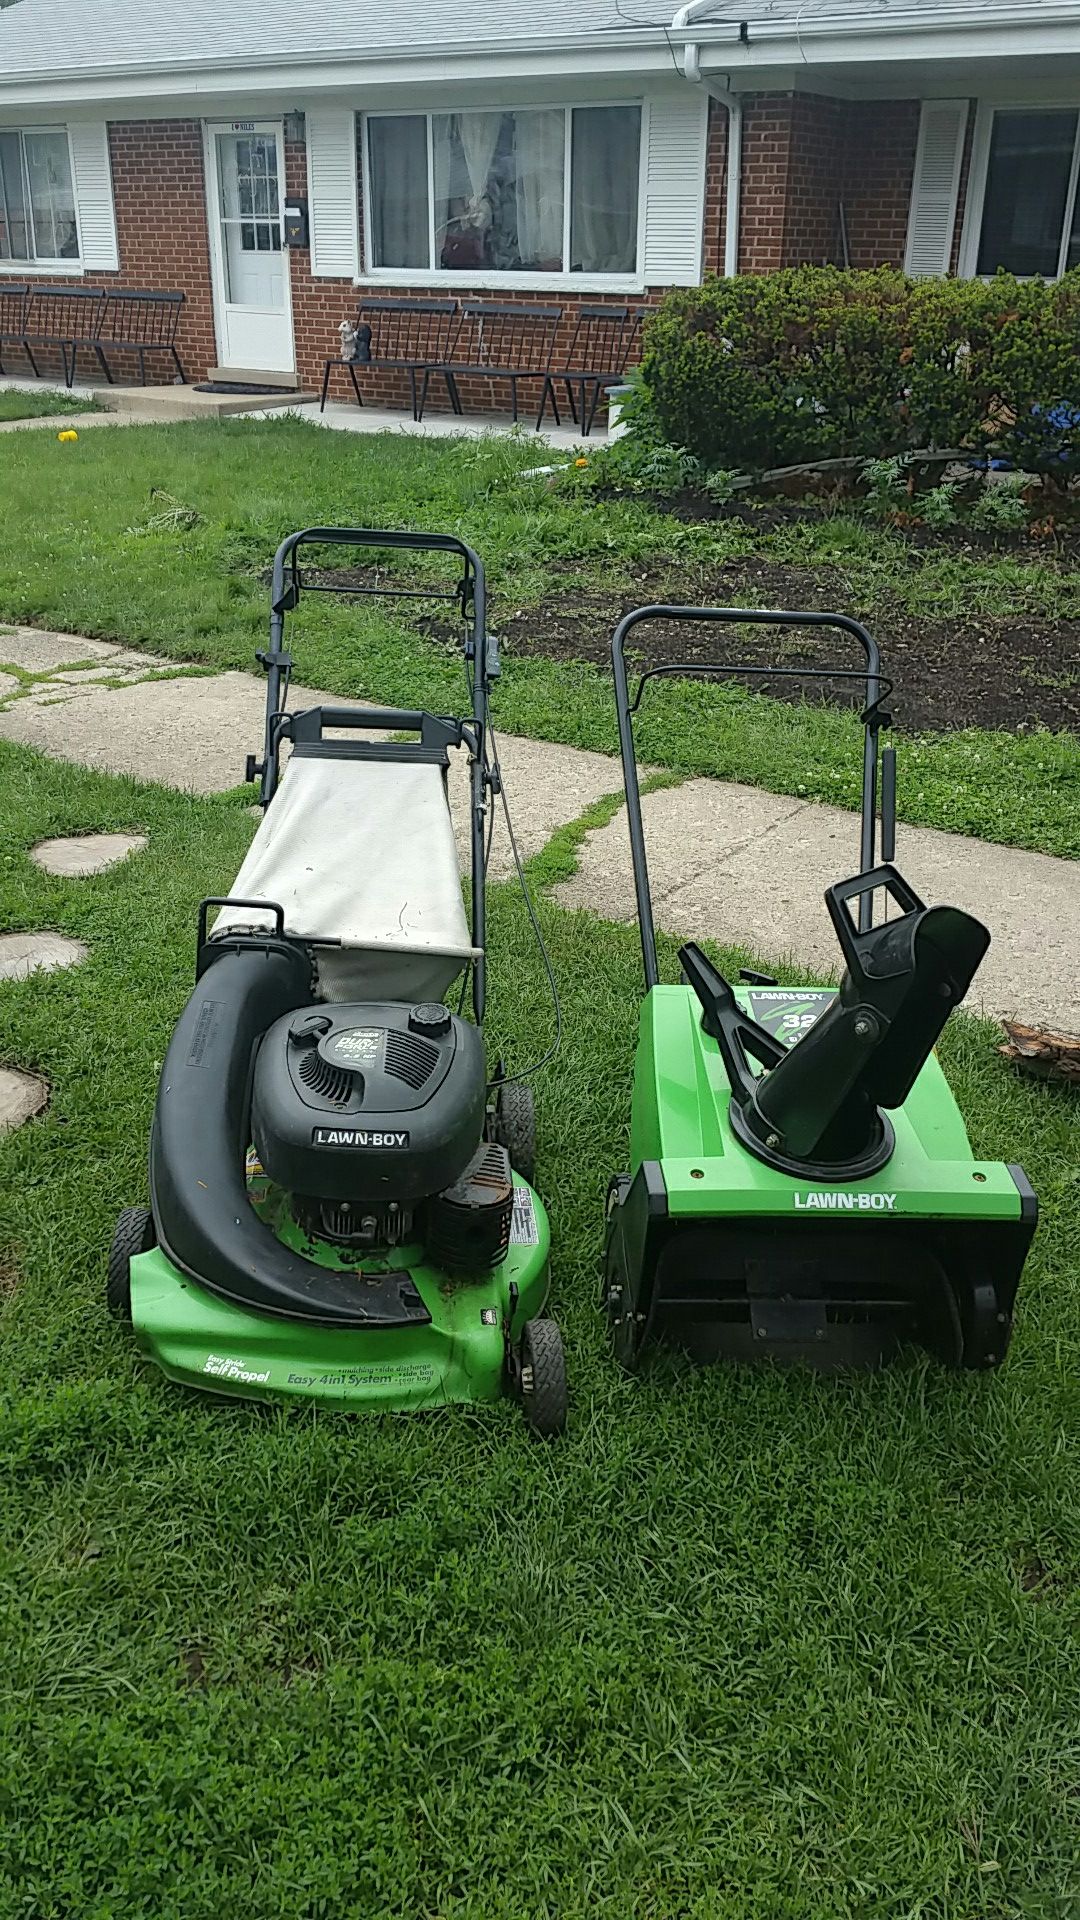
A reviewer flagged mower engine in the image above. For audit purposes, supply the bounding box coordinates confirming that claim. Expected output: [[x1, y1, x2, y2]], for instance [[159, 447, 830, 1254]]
[[251, 999, 510, 1270]]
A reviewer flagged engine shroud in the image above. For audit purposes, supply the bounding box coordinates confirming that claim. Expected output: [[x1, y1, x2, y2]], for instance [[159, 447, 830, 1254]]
[[252, 1001, 487, 1205]]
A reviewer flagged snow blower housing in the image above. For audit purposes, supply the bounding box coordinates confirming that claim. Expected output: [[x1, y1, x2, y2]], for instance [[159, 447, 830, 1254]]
[[603, 605, 1037, 1373], [111, 528, 565, 1431]]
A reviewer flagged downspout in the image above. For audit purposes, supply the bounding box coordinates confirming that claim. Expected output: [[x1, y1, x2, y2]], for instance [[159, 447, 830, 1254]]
[[671, 1, 744, 277]]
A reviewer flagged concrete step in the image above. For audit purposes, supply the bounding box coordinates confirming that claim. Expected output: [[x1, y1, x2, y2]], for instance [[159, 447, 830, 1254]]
[[93, 385, 314, 420], [207, 366, 299, 388]]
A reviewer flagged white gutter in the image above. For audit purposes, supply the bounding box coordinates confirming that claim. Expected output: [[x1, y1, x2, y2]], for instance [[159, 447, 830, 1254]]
[[671, 2, 744, 277]]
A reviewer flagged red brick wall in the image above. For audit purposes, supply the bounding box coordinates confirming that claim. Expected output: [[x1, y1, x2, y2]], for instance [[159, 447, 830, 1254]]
[[841, 100, 921, 269], [736, 93, 922, 275]]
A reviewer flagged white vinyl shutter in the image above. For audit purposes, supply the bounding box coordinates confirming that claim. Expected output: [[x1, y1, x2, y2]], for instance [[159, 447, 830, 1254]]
[[905, 101, 968, 278], [68, 121, 119, 272], [642, 91, 709, 286], [307, 107, 360, 279]]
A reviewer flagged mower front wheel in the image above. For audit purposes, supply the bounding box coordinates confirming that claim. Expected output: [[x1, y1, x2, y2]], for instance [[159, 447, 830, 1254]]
[[492, 1082, 536, 1185], [517, 1317, 567, 1438], [107, 1206, 155, 1320]]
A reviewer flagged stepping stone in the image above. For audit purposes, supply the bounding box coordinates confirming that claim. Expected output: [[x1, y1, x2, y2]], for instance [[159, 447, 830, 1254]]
[[0, 1067, 48, 1134], [0, 628, 122, 673], [555, 779, 1080, 1033], [0, 931, 88, 981], [0, 672, 18, 700], [31, 832, 148, 877]]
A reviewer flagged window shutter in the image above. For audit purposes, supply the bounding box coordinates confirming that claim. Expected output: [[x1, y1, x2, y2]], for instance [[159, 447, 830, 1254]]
[[307, 108, 360, 279], [905, 101, 967, 278], [642, 91, 708, 286], [68, 121, 119, 272]]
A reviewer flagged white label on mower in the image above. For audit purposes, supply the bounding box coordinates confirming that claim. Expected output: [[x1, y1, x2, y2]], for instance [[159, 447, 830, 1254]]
[[203, 1353, 271, 1384], [510, 1186, 539, 1246], [793, 1191, 897, 1212]]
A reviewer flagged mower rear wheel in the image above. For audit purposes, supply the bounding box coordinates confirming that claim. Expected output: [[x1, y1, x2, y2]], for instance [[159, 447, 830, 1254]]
[[492, 1081, 536, 1185], [518, 1317, 567, 1438], [107, 1206, 155, 1320]]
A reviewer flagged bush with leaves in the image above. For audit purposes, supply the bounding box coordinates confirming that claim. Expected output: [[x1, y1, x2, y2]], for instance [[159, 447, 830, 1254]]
[[641, 266, 1080, 481]]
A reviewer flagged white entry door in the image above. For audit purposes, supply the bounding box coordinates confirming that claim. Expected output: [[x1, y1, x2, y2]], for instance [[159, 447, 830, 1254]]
[[206, 122, 294, 373]]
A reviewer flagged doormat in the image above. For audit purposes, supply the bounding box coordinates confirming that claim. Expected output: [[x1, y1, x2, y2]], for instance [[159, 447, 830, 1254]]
[[193, 382, 302, 396]]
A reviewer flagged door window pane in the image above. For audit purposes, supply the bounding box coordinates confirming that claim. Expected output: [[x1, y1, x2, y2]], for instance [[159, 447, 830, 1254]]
[[570, 106, 641, 274], [368, 116, 429, 269], [977, 110, 1077, 277]]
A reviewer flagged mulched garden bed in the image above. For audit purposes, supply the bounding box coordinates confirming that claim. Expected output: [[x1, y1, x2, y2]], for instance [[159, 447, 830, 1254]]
[[479, 556, 1078, 734], [296, 556, 1080, 735]]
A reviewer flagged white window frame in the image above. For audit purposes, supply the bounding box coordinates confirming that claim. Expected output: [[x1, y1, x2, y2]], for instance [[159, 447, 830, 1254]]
[[359, 101, 649, 293], [0, 124, 82, 274], [959, 99, 1080, 281]]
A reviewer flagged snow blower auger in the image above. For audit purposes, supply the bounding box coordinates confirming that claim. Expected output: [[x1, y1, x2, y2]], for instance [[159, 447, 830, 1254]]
[[602, 605, 1037, 1373], [109, 528, 567, 1434]]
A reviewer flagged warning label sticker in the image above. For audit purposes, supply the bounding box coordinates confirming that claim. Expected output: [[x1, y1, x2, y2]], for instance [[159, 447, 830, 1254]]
[[510, 1186, 539, 1246]]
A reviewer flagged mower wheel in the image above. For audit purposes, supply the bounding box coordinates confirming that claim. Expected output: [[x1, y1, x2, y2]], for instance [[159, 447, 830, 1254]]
[[107, 1206, 155, 1320], [493, 1081, 536, 1185], [518, 1318, 567, 1438]]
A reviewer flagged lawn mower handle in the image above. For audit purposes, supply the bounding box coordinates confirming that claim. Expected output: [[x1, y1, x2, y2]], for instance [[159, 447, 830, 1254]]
[[610, 605, 888, 988]]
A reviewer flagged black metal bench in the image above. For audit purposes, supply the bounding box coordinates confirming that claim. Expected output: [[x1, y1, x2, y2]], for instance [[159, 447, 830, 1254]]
[[535, 305, 648, 435], [419, 302, 563, 424], [12, 285, 106, 387], [320, 298, 459, 419], [0, 283, 186, 388], [94, 288, 186, 384], [0, 283, 30, 376]]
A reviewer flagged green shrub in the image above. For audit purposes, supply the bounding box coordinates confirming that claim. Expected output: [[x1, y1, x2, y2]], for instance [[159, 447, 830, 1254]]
[[641, 267, 1080, 479]]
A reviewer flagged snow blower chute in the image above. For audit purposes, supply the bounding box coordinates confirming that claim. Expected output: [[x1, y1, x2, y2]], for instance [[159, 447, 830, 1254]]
[[602, 605, 1037, 1371]]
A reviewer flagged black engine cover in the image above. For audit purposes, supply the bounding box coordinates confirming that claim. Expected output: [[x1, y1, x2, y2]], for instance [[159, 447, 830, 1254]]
[[251, 1001, 486, 1203]]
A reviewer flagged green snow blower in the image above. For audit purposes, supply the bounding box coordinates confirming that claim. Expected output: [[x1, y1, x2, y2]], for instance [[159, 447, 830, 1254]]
[[603, 604, 1037, 1371], [109, 528, 567, 1434]]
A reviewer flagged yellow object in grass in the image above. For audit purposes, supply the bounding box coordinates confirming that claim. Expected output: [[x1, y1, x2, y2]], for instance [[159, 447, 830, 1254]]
[[57, 429, 79, 443], [575, 457, 588, 468]]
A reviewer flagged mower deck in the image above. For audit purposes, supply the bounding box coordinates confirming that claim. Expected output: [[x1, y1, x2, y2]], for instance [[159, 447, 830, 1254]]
[[131, 1175, 550, 1411]]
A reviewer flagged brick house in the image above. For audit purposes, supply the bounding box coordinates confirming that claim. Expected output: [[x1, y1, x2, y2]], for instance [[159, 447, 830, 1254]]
[[0, 0, 1076, 404]]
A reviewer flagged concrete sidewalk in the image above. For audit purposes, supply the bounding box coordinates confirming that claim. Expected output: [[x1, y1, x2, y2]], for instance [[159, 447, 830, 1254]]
[[0, 623, 1075, 1029]]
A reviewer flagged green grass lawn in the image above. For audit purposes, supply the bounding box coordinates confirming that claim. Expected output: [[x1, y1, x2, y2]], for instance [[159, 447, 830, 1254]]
[[1, 740, 1078, 1918], [0, 387, 99, 422], [0, 416, 1076, 857]]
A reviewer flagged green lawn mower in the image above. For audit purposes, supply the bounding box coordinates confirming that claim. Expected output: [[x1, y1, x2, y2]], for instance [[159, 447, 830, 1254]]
[[603, 604, 1038, 1371], [109, 527, 567, 1434]]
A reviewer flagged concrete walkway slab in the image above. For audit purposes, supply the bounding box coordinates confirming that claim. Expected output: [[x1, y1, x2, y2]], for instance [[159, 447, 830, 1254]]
[[555, 781, 1080, 1030], [0, 671, 337, 793], [0, 628, 125, 672], [0, 624, 1073, 1031], [446, 730, 620, 878]]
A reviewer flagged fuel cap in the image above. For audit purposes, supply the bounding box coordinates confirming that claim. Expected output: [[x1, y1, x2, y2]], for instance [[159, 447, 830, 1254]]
[[289, 1012, 333, 1047], [408, 1002, 451, 1039]]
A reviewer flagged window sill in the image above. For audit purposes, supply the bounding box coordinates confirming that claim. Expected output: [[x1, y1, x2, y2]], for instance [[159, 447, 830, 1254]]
[[0, 261, 85, 277], [356, 270, 645, 296]]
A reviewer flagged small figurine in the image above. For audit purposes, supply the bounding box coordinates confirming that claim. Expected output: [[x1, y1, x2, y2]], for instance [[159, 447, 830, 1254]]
[[338, 316, 358, 362]]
